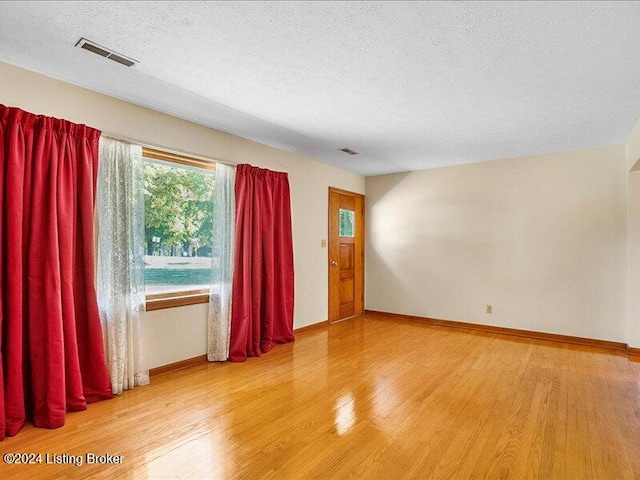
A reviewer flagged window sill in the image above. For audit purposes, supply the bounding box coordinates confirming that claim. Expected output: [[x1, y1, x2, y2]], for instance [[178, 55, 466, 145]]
[[146, 289, 210, 311]]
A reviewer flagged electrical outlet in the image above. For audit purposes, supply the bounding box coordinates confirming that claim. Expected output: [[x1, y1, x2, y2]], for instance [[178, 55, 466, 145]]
[[321, 239, 327, 248], [486, 305, 493, 314]]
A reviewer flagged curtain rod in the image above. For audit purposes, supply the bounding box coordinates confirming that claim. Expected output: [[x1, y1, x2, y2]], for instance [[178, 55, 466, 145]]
[[100, 132, 237, 167]]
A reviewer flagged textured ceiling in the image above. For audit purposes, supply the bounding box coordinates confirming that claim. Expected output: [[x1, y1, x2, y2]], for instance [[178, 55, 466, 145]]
[[1, 1, 640, 176]]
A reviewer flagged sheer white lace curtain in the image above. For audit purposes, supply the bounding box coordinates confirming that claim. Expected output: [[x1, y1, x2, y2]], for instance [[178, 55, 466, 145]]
[[207, 163, 236, 361], [97, 137, 149, 394]]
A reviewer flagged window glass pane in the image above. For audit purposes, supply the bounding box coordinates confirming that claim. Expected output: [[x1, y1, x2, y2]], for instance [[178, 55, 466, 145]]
[[143, 158, 214, 294], [339, 209, 355, 238]]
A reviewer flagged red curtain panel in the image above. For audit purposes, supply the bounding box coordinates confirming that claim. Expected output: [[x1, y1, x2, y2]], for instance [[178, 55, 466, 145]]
[[229, 164, 295, 362], [0, 105, 112, 440]]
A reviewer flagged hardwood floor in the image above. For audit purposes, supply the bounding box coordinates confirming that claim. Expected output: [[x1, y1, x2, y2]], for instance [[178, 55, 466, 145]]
[[2, 314, 640, 479]]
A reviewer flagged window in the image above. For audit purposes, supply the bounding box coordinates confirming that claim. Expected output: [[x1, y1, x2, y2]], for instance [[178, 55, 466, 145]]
[[339, 208, 355, 237], [142, 148, 215, 310]]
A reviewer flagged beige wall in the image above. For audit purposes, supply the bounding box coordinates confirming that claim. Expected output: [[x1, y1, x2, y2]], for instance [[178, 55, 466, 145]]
[[366, 146, 628, 342], [5, 59, 640, 358], [0, 61, 365, 368], [627, 172, 640, 348], [626, 117, 640, 171], [626, 119, 640, 348]]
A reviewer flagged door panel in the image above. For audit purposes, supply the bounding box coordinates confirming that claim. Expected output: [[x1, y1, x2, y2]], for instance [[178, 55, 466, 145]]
[[329, 188, 364, 323], [340, 244, 354, 273]]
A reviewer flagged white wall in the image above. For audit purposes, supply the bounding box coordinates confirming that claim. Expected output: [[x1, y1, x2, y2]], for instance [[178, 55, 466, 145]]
[[366, 146, 628, 342], [0, 61, 365, 368]]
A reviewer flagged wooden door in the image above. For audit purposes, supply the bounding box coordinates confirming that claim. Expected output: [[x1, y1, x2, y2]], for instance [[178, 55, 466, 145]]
[[328, 188, 364, 323]]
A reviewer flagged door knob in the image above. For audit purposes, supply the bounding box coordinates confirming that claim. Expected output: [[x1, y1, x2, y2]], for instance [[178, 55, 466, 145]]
[[331, 260, 338, 266]]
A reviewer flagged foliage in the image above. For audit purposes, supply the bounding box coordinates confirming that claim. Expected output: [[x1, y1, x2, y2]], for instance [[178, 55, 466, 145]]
[[143, 161, 214, 256]]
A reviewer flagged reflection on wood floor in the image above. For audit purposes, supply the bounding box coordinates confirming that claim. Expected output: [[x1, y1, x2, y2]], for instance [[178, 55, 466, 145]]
[[2, 313, 640, 479]]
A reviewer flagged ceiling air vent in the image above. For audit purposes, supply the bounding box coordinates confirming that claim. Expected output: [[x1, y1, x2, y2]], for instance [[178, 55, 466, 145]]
[[340, 148, 358, 155], [75, 38, 138, 67]]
